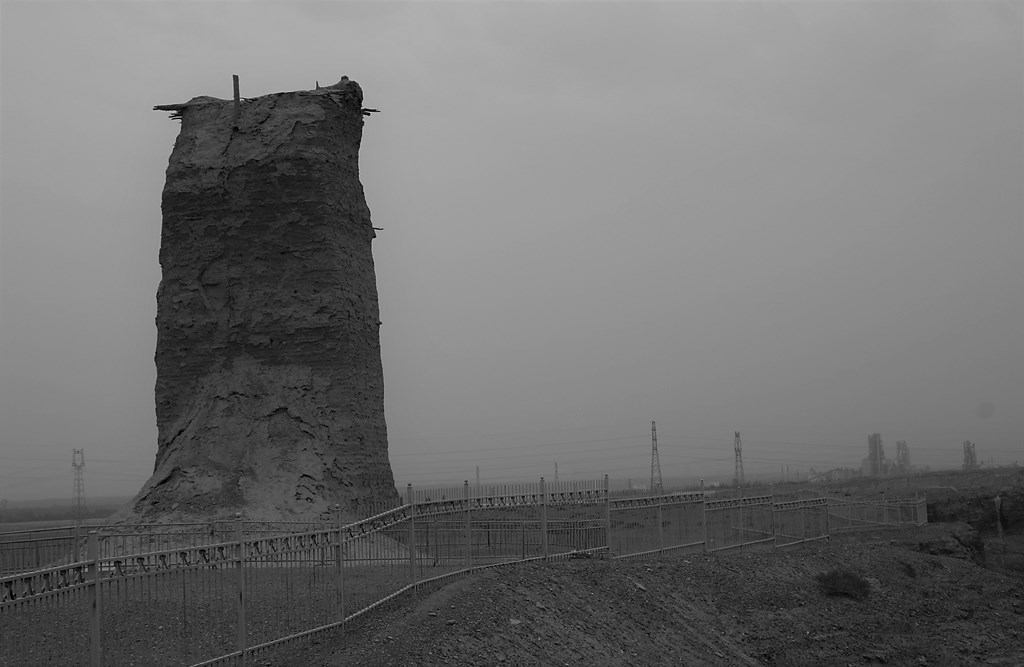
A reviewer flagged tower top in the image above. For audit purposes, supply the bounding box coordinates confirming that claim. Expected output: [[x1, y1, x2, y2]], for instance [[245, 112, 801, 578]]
[[154, 75, 365, 121]]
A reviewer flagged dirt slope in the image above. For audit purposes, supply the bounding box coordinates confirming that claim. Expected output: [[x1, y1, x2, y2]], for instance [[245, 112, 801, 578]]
[[287, 524, 1023, 666]]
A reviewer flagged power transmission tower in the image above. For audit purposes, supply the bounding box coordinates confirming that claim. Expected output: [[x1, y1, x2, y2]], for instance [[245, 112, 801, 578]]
[[72, 449, 86, 527], [650, 421, 663, 493], [734, 431, 745, 488]]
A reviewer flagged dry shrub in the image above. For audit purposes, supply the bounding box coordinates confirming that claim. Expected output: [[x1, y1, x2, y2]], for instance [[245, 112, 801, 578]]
[[815, 569, 871, 600]]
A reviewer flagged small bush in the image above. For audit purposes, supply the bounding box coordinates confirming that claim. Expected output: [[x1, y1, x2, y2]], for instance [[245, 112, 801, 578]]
[[815, 569, 871, 600]]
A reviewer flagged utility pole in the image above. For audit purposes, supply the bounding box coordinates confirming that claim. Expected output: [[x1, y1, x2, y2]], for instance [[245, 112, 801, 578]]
[[733, 431, 745, 489], [650, 421, 663, 494], [72, 449, 86, 527], [554, 462, 559, 485]]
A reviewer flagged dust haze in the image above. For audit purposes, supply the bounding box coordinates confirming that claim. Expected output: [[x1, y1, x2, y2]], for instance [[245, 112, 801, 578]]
[[0, 1, 1021, 502]]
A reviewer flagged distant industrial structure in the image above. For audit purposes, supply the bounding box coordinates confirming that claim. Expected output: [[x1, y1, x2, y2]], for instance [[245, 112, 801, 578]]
[[864, 433, 887, 476], [895, 440, 911, 473], [962, 441, 979, 471], [861, 434, 914, 478]]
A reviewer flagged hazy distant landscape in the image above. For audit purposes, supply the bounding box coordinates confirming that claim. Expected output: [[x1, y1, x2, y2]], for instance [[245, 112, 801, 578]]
[[0, 496, 131, 526], [2, 2, 1021, 509]]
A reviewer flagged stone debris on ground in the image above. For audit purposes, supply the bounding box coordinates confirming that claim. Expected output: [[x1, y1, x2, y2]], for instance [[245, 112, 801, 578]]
[[284, 523, 1023, 666]]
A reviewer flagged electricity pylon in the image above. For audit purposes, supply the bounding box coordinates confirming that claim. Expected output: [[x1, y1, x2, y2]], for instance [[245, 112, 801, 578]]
[[72, 449, 86, 527], [734, 431, 745, 488], [650, 421, 663, 493]]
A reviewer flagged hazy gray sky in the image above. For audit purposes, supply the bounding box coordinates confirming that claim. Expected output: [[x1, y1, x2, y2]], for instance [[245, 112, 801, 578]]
[[1, 1, 1021, 501]]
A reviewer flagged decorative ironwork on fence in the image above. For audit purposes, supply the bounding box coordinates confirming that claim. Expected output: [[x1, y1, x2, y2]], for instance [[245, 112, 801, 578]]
[[1, 479, 927, 666]]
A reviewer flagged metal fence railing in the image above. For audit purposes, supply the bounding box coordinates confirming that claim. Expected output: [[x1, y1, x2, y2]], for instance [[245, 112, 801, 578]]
[[1, 479, 927, 666], [0, 518, 359, 578], [827, 495, 928, 532]]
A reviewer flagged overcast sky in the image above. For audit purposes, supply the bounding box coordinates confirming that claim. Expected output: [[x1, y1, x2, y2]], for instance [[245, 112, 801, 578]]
[[1, 1, 1021, 502]]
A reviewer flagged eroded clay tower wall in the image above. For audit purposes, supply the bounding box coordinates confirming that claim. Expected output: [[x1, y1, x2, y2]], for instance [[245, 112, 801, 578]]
[[128, 77, 398, 522]]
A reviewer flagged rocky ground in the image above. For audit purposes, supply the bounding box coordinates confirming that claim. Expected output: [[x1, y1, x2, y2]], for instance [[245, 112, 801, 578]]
[[284, 522, 1023, 666]]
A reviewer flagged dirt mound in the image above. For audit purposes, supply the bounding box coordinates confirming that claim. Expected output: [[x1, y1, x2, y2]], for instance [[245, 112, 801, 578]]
[[289, 526, 1024, 666], [906, 521, 986, 562]]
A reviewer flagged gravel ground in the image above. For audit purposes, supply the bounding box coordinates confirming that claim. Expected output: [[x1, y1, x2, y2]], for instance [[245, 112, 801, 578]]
[[283, 523, 1024, 666]]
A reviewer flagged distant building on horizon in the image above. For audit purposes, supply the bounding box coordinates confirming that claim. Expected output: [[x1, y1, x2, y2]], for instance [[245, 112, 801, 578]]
[[863, 433, 887, 477]]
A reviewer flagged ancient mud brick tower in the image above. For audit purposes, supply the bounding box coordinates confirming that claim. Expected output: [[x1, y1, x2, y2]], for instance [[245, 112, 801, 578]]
[[129, 77, 398, 522]]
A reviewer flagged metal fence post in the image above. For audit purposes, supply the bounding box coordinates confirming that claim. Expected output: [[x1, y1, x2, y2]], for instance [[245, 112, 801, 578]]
[[235, 513, 246, 666], [464, 481, 472, 568], [88, 530, 100, 667], [521, 519, 527, 561], [540, 477, 548, 560], [770, 484, 777, 548], [603, 474, 611, 557], [334, 504, 345, 625], [824, 495, 832, 541], [657, 489, 664, 555], [737, 485, 744, 547], [407, 484, 416, 583], [700, 479, 708, 552], [800, 499, 806, 539]]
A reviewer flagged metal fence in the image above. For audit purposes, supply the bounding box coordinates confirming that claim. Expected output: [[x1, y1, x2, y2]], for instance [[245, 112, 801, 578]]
[[0, 519, 353, 577], [1, 480, 926, 666]]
